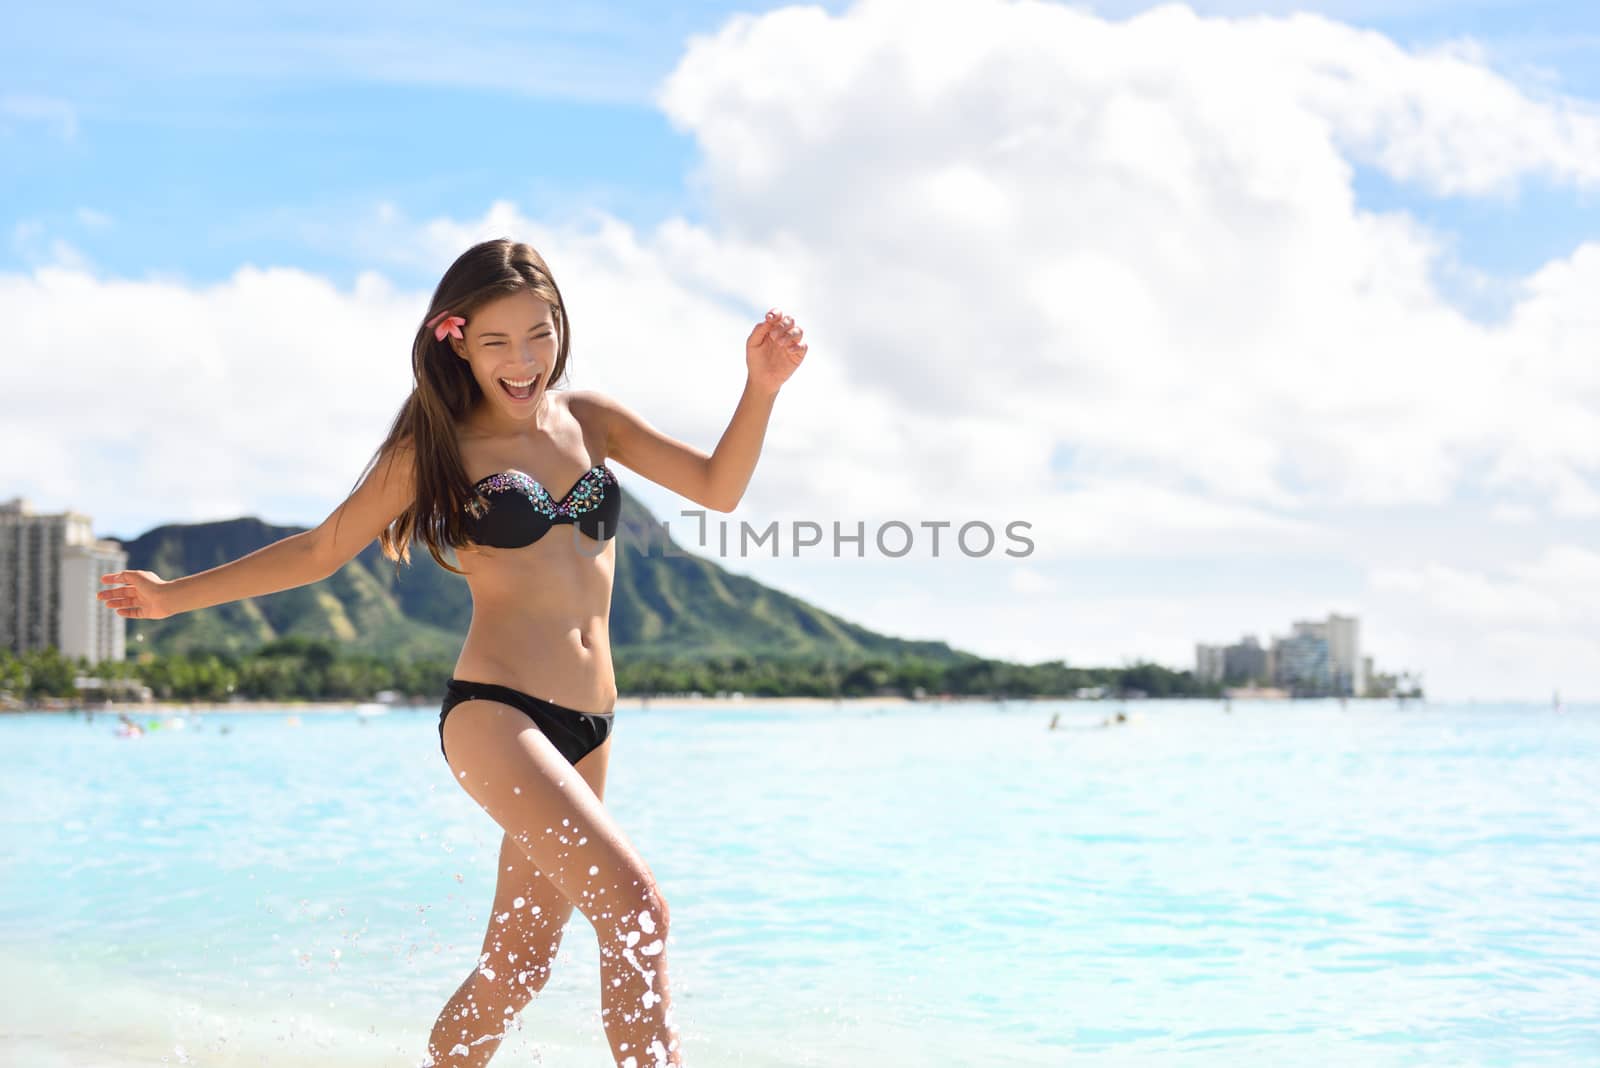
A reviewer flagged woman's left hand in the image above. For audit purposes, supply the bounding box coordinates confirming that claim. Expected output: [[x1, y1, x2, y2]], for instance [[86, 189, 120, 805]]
[[745, 309, 808, 395]]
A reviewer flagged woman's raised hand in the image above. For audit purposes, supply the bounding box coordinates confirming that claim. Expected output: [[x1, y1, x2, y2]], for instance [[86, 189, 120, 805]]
[[745, 308, 808, 395], [98, 570, 176, 620]]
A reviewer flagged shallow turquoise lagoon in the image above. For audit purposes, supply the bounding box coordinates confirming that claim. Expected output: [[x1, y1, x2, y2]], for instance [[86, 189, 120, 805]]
[[2, 697, 1597, 1065]]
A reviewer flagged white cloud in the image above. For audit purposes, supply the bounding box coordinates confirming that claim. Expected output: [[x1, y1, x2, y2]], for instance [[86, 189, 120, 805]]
[[0, 93, 77, 140], [1366, 546, 1600, 697], [10, 223, 95, 272], [1009, 566, 1058, 595], [1270, 16, 1600, 195], [1489, 502, 1536, 524], [1, 265, 418, 529], [7, 0, 1600, 697]]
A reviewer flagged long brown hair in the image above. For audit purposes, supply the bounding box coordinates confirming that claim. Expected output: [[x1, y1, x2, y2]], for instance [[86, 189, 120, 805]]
[[338, 238, 574, 577]]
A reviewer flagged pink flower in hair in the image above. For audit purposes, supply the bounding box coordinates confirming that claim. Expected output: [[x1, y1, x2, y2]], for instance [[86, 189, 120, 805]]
[[427, 310, 466, 341]]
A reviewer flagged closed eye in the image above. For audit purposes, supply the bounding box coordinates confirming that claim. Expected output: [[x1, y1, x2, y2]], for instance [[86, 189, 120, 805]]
[[483, 330, 551, 347]]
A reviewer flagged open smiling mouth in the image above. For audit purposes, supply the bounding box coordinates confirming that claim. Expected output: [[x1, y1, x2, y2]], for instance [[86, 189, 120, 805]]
[[497, 373, 542, 401]]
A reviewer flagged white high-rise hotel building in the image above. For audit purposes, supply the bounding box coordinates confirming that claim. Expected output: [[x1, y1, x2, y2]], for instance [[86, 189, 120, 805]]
[[0, 497, 127, 664], [1196, 612, 1367, 696]]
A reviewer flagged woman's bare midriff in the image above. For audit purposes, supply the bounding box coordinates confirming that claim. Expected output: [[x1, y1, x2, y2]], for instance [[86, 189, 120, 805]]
[[450, 391, 620, 716]]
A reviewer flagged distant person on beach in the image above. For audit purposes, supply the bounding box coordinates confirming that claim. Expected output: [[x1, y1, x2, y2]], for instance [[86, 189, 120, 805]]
[[95, 238, 808, 1068]]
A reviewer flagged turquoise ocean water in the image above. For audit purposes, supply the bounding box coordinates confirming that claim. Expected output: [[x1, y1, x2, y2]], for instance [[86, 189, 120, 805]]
[[2, 697, 1597, 1066]]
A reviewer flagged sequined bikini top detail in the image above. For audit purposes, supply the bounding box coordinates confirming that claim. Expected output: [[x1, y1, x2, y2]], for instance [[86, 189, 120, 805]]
[[463, 463, 620, 548]]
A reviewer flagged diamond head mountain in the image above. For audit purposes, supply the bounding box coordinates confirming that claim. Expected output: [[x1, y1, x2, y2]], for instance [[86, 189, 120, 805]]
[[107, 480, 969, 671]]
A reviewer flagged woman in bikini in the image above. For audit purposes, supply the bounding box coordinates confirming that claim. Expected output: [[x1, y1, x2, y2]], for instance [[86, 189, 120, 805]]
[[96, 238, 809, 1067]]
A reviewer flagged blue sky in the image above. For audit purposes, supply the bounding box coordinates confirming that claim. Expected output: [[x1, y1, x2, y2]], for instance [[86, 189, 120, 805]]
[[6, 3, 760, 286], [10, 1, 1600, 288], [7, 1, 1600, 699]]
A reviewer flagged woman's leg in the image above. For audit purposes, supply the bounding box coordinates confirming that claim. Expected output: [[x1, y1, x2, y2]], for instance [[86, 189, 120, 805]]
[[431, 698, 682, 1068], [427, 733, 609, 1065]]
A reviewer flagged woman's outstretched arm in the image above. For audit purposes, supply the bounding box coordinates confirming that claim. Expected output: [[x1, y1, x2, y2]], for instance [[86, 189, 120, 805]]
[[98, 438, 416, 620], [578, 308, 808, 512]]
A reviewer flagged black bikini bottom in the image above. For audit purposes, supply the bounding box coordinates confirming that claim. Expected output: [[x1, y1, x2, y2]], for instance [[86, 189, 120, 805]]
[[438, 677, 615, 768]]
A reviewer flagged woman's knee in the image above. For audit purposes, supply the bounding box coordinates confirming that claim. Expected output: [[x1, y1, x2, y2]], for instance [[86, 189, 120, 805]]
[[593, 874, 670, 946]]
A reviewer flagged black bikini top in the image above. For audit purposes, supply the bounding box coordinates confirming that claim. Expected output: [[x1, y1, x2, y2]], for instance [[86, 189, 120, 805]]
[[462, 463, 621, 548]]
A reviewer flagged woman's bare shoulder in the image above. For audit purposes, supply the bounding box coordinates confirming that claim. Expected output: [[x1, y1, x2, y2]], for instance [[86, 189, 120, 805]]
[[563, 387, 611, 416], [563, 388, 617, 449]]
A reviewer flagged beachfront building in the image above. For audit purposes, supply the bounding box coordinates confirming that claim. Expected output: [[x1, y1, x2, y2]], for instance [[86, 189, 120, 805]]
[[1226, 634, 1272, 687], [1271, 614, 1364, 697], [1200, 613, 1366, 698], [1326, 613, 1364, 697], [1274, 623, 1333, 695], [0, 497, 127, 664], [1195, 633, 1273, 688]]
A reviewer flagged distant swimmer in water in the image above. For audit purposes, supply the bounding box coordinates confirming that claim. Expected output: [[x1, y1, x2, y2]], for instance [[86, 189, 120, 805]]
[[95, 238, 809, 1068]]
